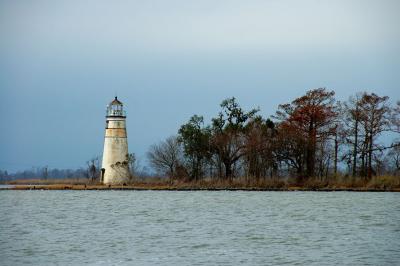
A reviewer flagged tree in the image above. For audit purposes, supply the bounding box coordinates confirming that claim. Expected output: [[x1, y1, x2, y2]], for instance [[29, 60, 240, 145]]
[[42, 166, 48, 180], [178, 115, 211, 181], [340, 94, 363, 177], [274, 88, 337, 178], [86, 157, 100, 182], [147, 136, 183, 180], [211, 97, 259, 180], [387, 145, 400, 175], [274, 120, 307, 177], [243, 116, 276, 181], [391, 101, 400, 141], [0, 170, 9, 182], [126, 153, 138, 182], [357, 93, 391, 179]]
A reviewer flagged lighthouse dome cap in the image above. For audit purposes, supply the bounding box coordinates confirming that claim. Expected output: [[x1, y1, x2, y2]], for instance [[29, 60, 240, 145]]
[[110, 96, 123, 105]]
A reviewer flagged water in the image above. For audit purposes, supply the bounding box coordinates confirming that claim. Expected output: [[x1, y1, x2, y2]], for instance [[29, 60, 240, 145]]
[[0, 185, 15, 189], [0, 191, 399, 266]]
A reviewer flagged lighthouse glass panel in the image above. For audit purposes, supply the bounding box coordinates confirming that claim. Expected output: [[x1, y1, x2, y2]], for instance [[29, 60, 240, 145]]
[[106, 104, 126, 117]]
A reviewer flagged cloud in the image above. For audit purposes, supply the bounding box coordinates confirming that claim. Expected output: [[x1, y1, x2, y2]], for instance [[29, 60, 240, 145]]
[[1, 0, 399, 56]]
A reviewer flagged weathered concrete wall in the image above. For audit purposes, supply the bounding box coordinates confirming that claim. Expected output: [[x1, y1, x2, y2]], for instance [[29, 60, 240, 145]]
[[101, 117, 130, 185]]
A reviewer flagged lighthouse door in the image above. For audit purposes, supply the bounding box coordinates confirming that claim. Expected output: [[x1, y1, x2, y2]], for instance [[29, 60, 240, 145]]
[[101, 168, 105, 183]]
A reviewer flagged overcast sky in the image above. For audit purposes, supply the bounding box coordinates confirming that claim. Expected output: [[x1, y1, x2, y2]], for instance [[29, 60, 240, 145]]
[[1, 0, 399, 172]]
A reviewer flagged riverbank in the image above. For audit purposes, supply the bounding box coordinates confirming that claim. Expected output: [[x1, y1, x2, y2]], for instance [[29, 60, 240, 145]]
[[2, 176, 400, 191], [2, 184, 400, 192]]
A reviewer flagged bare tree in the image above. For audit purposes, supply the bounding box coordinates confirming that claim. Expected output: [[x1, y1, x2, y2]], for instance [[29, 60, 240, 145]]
[[340, 94, 363, 177], [42, 166, 48, 180], [387, 145, 400, 175], [126, 153, 139, 182], [391, 101, 400, 140], [86, 157, 100, 183], [356, 93, 391, 179], [147, 136, 183, 180]]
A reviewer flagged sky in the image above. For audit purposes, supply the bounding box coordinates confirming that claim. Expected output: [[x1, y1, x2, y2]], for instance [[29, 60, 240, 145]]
[[0, 0, 399, 173]]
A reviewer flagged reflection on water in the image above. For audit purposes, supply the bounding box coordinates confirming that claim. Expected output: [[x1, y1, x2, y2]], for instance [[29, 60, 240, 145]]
[[0, 191, 399, 265]]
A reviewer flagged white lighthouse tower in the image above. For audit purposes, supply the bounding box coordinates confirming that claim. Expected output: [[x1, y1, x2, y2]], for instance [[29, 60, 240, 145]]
[[101, 97, 131, 185]]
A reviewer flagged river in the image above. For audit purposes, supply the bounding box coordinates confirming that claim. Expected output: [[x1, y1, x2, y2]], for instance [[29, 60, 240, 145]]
[[0, 191, 399, 265]]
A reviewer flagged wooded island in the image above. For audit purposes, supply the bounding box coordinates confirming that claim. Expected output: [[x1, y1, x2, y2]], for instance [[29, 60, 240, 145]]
[[2, 88, 400, 191]]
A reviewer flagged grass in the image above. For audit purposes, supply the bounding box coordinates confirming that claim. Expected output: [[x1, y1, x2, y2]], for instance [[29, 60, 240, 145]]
[[2, 176, 400, 191], [366, 175, 400, 190], [6, 178, 90, 185]]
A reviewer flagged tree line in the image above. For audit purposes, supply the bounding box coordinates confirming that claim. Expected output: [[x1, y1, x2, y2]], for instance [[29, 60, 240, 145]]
[[0, 154, 144, 182], [0, 167, 87, 182], [147, 88, 400, 183], [2, 88, 399, 185]]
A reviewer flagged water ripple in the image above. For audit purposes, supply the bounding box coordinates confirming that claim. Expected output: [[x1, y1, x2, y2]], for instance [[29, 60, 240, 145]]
[[0, 191, 399, 265]]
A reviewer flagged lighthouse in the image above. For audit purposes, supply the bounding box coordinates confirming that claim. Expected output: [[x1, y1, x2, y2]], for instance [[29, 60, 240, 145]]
[[101, 97, 131, 185]]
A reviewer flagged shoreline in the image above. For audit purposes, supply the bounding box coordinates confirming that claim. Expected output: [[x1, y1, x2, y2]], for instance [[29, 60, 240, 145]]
[[1, 184, 399, 192]]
